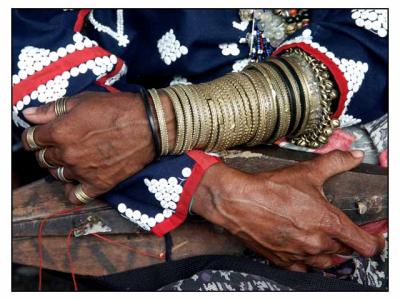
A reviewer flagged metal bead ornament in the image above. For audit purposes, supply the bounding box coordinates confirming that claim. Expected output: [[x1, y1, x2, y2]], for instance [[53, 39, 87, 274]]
[[239, 9, 311, 62]]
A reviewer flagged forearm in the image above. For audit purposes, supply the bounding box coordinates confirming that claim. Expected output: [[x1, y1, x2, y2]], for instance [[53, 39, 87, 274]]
[[149, 49, 340, 157], [190, 162, 251, 233], [190, 162, 230, 227]]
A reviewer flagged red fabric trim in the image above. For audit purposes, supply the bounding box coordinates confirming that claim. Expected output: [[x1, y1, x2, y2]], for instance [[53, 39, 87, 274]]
[[96, 58, 124, 86], [73, 9, 91, 32], [273, 42, 349, 120], [12, 46, 112, 105], [186, 150, 222, 170], [97, 83, 120, 93], [95, 56, 125, 92], [151, 151, 221, 237], [314, 128, 356, 154]]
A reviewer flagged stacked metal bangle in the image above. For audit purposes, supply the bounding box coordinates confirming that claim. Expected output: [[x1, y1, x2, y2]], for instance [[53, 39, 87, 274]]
[[157, 48, 339, 153], [148, 88, 169, 155], [281, 48, 340, 148]]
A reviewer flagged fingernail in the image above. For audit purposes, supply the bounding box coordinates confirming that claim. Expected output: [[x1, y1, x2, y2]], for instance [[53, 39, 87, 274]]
[[350, 150, 364, 158], [23, 107, 37, 116]]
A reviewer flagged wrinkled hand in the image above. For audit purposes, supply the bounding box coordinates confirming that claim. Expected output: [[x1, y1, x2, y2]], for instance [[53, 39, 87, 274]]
[[193, 150, 385, 271], [21, 92, 164, 204]]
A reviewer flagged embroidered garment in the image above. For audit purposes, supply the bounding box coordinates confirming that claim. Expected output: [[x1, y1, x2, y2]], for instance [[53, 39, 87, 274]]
[[12, 9, 388, 238]]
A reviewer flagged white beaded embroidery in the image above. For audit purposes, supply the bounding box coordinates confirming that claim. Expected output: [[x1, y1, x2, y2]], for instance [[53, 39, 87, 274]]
[[105, 61, 128, 86], [157, 29, 188, 65], [232, 20, 249, 31], [339, 114, 362, 128], [170, 76, 191, 86], [351, 9, 387, 37], [278, 28, 368, 127], [219, 43, 240, 56], [12, 33, 121, 128], [232, 58, 250, 72], [114, 167, 192, 231], [229, 16, 252, 71], [88, 9, 130, 47]]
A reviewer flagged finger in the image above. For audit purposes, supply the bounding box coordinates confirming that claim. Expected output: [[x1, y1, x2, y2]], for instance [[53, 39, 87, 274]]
[[327, 207, 385, 257], [22, 97, 79, 124], [307, 150, 364, 184], [66, 182, 101, 205], [63, 183, 82, 205], [304, 254, 334, 269], [34, 147, 63, 168], [326, 242, 353, 256], [301, 233, 353, 256], [48, 167, 75, 182], [286, 263, 307, 272], [21, 123, 57, 149]]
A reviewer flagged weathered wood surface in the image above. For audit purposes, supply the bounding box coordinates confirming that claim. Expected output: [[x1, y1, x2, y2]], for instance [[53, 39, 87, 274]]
[[12, 146, 387, 276]]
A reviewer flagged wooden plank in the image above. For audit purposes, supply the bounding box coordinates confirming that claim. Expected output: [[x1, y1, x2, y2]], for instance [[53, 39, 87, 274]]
[[12, 147, 387, 276], [13, 220, 244, 276]]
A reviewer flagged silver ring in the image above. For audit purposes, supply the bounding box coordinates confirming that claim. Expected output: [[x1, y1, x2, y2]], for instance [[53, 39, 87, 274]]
[[74, 184, 94, 204], [38, 148, 56, 168], [56, 167, 73, 182], [55, 97, 68, 117], [26, 126, 41, 150]]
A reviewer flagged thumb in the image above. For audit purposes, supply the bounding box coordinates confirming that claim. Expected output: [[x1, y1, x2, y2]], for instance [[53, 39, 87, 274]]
[[22, 97, 78, 124], [308, 150, 364, 184]]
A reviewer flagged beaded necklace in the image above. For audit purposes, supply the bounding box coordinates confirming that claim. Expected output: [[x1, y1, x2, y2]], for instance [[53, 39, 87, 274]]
[[239, 9, 310, 62]]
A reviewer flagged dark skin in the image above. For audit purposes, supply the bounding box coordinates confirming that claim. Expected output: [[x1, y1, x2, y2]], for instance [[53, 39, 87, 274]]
[[192, 155, 385, 271], [21, 91, 385, 271], [22, 91, 175, 203]]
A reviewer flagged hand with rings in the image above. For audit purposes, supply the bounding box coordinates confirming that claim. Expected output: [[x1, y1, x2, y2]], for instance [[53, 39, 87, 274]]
[[21, 92, 165, 204]]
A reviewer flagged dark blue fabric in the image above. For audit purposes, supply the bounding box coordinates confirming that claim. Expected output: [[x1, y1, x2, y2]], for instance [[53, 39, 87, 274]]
[[84, 9, 249, 87], [298, 9, 388, 123], [103, 154, 195, 226], [12, 9, 388, 235]]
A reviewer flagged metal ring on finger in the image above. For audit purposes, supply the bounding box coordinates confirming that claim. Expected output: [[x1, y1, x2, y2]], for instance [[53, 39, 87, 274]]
[[26, 126, 41, 150], [56, 166, 73, 183], [55, 97, 69, 117], [38, 148, 56, 168], [74, 184, 94, 204]]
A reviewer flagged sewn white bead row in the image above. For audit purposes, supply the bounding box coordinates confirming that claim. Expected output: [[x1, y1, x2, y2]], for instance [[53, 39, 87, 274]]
[[105, 63, 128, 86], [144, 168, 192, 210], [231, 15, 253, 74], [117, 202, 168, 232], [16, 54, 117, 106], [157, 29, 188, 65], [278, 28, 367, 127], [232, 20, 249, 31], [232, 58, 250, 72], [13, 33, 98, 86], [351, 9, 387, 38], [145, 178, 181, 211], [170, 76, 191, 86], [13, 53, 118, 127], [219, 43, 240, 56], [88, 9, 130, 47], [117, 203, 152, 231], [338, 58, 368, 94], [116, 167, 193, 230]]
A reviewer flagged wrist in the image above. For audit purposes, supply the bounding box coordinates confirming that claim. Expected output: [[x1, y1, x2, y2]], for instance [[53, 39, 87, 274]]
[[191, 162, 238, 229]]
